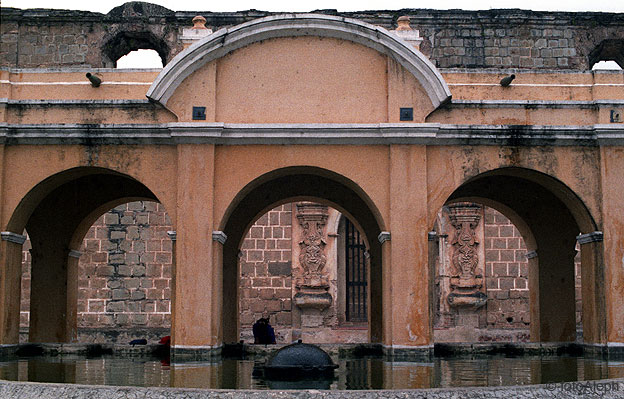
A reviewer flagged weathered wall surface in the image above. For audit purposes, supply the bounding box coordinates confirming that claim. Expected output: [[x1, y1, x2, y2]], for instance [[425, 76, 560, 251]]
[[1, 2, 622, 70], [20, 201, 173, 342]]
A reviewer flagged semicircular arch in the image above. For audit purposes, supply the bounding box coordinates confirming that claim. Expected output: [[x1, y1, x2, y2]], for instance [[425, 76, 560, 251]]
[[147, 14, 451, 110]]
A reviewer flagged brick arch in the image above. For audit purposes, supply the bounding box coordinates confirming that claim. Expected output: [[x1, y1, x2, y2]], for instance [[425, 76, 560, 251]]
[[147, 13, 451, 109], [220, 167, 385, 345]]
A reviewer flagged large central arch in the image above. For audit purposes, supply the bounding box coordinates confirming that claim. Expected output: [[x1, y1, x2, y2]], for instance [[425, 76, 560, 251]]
[[220, 166, 385, 344]]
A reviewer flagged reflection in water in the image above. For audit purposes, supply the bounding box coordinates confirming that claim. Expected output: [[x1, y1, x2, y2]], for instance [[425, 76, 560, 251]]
[[0, 355, 622, 390]]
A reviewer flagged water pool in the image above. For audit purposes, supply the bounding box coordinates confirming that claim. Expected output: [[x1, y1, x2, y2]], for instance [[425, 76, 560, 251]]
[[1, 354, 623, 390]]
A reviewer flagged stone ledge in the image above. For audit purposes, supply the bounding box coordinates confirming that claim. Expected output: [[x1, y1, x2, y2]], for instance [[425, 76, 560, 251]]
[[2, 123, 619, 146], [2, 378, 624, 398]]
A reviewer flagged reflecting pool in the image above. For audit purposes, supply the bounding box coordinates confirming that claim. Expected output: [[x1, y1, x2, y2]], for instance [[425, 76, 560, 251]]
[[1, 354, 624, 390]]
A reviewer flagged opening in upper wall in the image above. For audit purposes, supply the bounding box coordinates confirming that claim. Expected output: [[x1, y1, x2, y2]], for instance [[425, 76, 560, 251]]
[[592, 60, 623, 70], [116, 49, 164, 69], [588, 39, 624, 70], [102, 31, 169, 68]]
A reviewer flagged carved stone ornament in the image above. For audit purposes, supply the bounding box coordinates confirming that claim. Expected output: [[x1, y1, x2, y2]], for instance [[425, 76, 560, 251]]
[[294, 203, 332, 311], [446, 203, 487, 309], [296, 203, 329, 288]]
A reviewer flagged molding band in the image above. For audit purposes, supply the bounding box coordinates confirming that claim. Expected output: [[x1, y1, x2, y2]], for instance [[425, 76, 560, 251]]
[[378, 231, 391, 244], [525, 250, 538, 259], [1, 122, 616, 146], [212, 231, 227, 245], [68, 250, 83, 258], [577, 231, 603, 244], [167, 230, 177, 241], [0, 232, 26, 245]]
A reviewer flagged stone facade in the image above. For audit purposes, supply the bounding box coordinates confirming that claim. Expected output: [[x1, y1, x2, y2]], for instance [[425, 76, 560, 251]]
[[1, 3, 622, 70]]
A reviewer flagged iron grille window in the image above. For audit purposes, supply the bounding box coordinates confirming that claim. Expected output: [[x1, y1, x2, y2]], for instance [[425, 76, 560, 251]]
[[345, 218, 367, 322]]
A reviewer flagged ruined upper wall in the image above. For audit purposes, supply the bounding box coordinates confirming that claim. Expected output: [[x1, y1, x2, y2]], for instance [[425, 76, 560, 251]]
[[1, 1, 623, 70]]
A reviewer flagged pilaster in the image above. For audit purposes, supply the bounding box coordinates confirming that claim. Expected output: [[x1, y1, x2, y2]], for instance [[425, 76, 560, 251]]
[[387, 145, 430, 347], [171, 144, 217, 357]]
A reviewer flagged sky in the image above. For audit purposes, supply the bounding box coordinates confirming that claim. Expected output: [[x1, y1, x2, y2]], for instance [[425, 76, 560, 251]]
[[2, 0, 624, 13]]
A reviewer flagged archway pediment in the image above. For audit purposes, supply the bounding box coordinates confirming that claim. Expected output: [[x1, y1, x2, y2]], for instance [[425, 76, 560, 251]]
[[147, 14, 451, 123]]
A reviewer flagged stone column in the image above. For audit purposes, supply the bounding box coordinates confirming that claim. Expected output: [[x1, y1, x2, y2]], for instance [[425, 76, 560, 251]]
[[387, 145, 430, 351], [577, 232, 606, 345], [65, 249, 82, 342], [433, 203, 487, 342], [0, 232, 26, 344], [293, 203, 332, 332]]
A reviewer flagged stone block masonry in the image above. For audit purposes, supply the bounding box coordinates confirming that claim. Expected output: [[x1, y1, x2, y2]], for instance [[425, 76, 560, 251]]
[[1, 4, 622, 70], [239, 204, 293, 343], [484, 207, 530, 329], [484, 207, 582, 332], [20, 201, 173, 341]]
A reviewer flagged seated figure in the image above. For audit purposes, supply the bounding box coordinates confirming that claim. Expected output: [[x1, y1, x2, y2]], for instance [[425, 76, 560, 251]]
[[252, 317, 276, 344]]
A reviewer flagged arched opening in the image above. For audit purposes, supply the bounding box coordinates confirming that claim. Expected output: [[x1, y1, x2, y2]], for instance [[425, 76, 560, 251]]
[[238, 203, 369, 344], [102, 31, 169, 68], [116, 49, 164, 69], [430, 167, 603, 345], [19, 201, 172, 343], [4, 167, 174, 343], [221, 167, 384, 345], [588, 39, 624, 70]]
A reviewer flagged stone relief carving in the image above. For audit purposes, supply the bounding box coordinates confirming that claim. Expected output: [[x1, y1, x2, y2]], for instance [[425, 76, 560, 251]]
[[293, 202, 332, 314], [446, 203, 487, 309]]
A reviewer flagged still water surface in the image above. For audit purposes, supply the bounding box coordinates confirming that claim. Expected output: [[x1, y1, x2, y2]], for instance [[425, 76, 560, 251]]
[[1, 355, 623, 390]]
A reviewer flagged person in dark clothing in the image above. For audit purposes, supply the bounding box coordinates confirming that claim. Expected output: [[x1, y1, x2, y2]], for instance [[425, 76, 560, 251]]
[[252, 317, 276, 344]]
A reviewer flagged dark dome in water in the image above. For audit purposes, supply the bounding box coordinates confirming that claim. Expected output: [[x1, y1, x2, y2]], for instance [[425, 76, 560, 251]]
[[264, 342, 338, 380]]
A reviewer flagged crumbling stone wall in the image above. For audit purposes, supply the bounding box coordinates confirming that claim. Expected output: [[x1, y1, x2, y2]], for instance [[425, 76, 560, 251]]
[[1, 2, 622, 70], [20, 201, 172, 342]]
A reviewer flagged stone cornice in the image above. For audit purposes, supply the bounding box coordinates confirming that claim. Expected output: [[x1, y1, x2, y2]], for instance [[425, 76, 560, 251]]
[[212, 231, 227, 245], [577, 231, 604, 244], [0, 232, 26, 245], [0, 122, 622, 146]]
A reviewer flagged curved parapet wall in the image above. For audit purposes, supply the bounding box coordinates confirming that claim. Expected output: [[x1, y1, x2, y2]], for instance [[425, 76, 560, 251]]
[[147, 14, 451, 111]]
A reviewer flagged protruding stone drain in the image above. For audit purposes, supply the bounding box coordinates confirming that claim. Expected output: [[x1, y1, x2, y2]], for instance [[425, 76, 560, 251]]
[[262, 342, 338, 380]]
